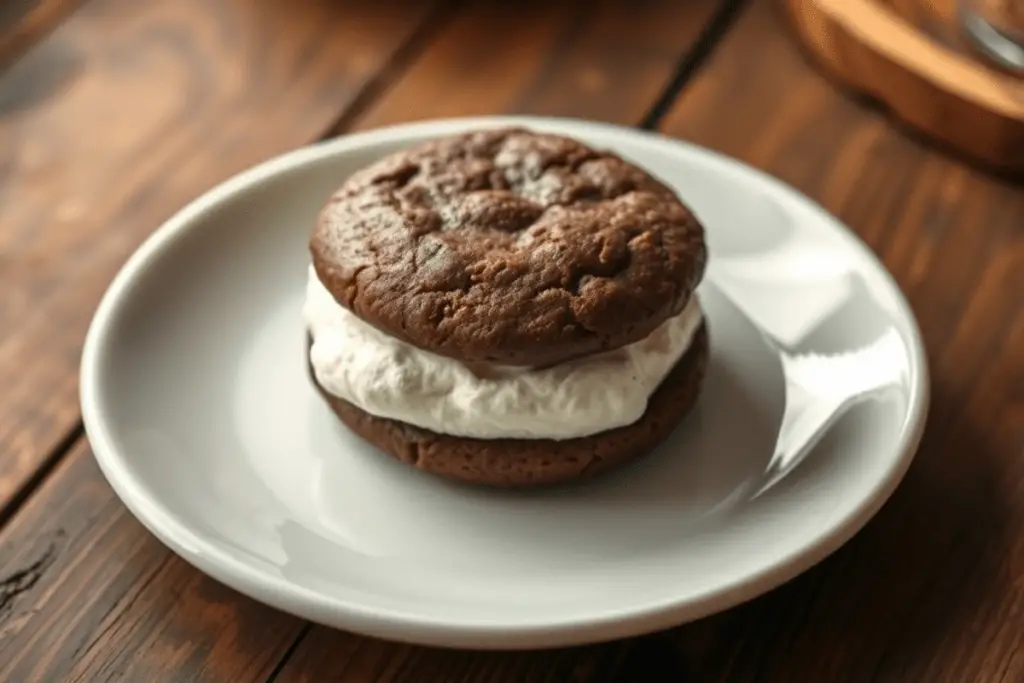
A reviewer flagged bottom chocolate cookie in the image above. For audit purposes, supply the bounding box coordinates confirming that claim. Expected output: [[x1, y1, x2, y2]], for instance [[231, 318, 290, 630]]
[[308, 323, 709, 488]]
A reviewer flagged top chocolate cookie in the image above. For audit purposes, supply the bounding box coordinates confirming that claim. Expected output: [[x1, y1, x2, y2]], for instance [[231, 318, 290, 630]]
[[310, 127, 706, 367]]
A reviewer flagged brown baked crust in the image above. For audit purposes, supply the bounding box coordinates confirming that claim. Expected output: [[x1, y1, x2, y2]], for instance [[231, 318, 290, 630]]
[[311, 127, 707, 367], [308, 322, 709, 488]]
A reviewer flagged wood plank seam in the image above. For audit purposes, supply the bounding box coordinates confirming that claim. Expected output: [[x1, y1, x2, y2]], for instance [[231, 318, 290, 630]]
[[321, 0, 466, 139], [0, 423, 83, 528], [263, 623, 313, 683], [639, 0, 750, 129]]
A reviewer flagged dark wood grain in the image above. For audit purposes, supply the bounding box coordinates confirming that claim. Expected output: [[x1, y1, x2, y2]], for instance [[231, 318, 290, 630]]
[[0, 441, 307, 683], [351, 0, 726, 130], [270, 628, 629, 683], [0, 0, 449, 517], [653, 1, 1024, 681], [0, 1, 728, 681]]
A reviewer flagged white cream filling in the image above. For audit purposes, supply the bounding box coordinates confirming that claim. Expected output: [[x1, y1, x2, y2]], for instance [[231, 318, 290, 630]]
[[304, 266, 703, 440]]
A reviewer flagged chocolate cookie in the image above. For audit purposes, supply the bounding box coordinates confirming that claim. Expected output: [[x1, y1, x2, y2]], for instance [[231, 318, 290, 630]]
[[308, 323, 709, 488], [311, 127, 706, 367]]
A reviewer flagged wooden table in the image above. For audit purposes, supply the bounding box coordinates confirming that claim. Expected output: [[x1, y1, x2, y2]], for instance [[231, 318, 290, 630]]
[[1, 0, 1021, 680]]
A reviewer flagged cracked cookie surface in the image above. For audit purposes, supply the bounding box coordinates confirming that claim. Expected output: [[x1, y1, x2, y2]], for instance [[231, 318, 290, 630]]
[[311, 127, 707, 366]]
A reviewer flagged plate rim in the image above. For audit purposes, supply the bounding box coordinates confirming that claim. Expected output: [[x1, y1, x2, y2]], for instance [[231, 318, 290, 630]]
[[79, 115, 930, 649]]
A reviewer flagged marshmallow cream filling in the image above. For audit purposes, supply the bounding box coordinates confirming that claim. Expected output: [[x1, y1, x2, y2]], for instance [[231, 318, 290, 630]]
[[304, 266, 703, 440]]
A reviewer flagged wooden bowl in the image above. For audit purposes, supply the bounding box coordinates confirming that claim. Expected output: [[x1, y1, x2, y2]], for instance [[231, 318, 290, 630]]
[[782, 0, 1024, 174]]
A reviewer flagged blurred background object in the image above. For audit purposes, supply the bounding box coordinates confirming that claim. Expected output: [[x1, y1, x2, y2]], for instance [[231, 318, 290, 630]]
[[783, 0, 1024, 174], [960, 0, 1024, 70]]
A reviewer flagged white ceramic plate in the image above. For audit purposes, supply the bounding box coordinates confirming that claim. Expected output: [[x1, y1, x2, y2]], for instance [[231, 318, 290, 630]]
[[80, 117, 928, 650]]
